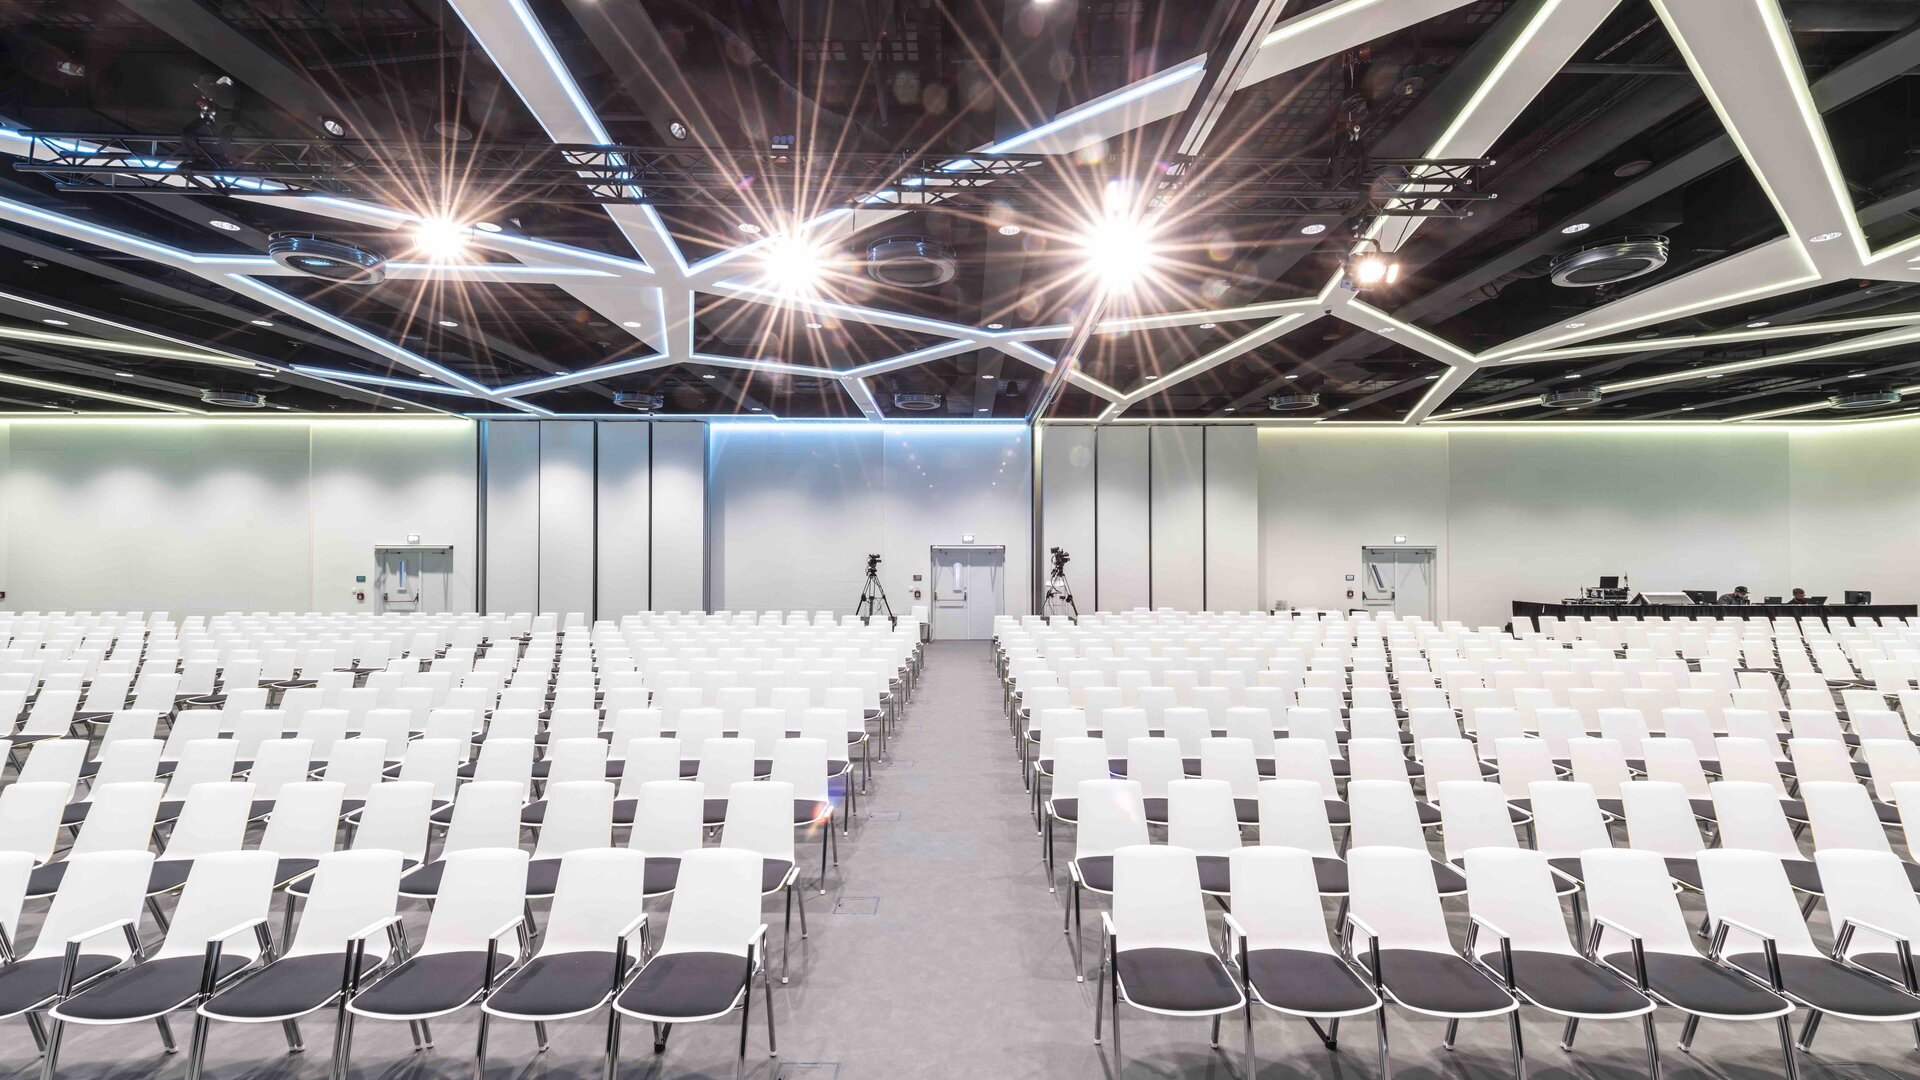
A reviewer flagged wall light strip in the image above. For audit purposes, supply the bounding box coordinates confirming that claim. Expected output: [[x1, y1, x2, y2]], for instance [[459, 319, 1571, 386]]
[[0, 371, 201, 412], [1601, 323, 1920, 393], [289, 366, 478, 396], [987, 61, 1204, 153], [0, 324, 254, 368], [1500, 309, 1920, 363]]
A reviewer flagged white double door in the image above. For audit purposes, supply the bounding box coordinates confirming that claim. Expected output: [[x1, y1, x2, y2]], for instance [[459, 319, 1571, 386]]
[[1361, 545, 1436, 621], [930, 545, 1005, 640]]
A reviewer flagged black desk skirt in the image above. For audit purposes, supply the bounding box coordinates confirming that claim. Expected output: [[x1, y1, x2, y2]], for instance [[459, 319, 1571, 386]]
[[1512, 601, 1918, 630]]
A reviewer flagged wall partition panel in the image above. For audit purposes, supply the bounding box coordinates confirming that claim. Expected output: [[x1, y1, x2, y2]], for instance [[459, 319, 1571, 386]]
[[1203, 425, 1260, 611], [482, 420, 541, 615], [649, 421, 709, 612], [595, 423, 651, 617], [535, 421, 596, 618], [1149, 425, 1206, 611], [1095, 426, 1151, 611], [1039, 425, 1098, 612]]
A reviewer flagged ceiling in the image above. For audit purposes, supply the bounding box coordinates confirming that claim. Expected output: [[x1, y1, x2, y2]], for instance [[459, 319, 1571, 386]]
[[0, 0, 1917, 424]]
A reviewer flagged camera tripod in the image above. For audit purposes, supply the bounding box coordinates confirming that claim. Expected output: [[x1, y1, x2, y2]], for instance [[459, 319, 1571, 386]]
[[1043, 564, 1080, 621], [855, 566, 898, 628]]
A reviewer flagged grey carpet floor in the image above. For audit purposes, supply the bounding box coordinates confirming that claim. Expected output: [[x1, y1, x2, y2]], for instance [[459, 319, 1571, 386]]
[[5, 641, 1918, 1079]]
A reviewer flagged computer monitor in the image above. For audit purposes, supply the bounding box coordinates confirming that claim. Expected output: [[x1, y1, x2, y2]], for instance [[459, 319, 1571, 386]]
[[1845, 590, 1872, 605], [1598, 575, 1621, 590], [1684, 589, 1717, 604], [1810, 595, 1828, 605], [1762, 596, 1782, 605]]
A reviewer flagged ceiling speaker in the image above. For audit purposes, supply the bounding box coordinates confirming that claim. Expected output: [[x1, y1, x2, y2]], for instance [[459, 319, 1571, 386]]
[[614, 392, 666, 411], [867, 236, 958, 288], [1266, 392, 1320, 412], [1540, 387, 1602, 408], [268, 233, 387, 284], [1549, 235, 1668, 288], [892, 392, 943, 411], [200, 389, 266, 408], [1829, 390, 1902, 411]]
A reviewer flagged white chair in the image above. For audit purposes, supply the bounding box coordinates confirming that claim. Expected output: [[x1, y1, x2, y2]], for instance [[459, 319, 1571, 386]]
[[720, 780, 807, 983], [27, 782, 165, 899], [0, 851, 154, 1042], [1068, 779, 1148, 981]]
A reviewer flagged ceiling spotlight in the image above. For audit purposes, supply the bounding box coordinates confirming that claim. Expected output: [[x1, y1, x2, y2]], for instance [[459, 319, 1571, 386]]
[[1614, 159, 1653, 178], [56, 60, 85, 78], [1561, 222, 1592, 235], [1144, 375, 1159, 381], [980, 374, 995, 380], [750, 406, 763, 412], [805, 321, 824, 330], [433, 120, 474, 142], [1223, 407, 1236, 413], [474, 221, 502, 234], [998, 224, 1022, 236], [1848, 372, 1866, 378], [41, 318, 68, 326], [1808, 231, 1843, 243], [250, 319, 274, 327], [1680, 406, 1695, 412], [320, 116, 347, 138], [622, 321, 642, 328], [412, 218, 472, 260], [986, 323, 1004, 330], [1078, 212, 1158, 291], [114, 371, 132, 378], [978, 408, 990, 413], [208, 219, 242, 232], [759, 235, 827, 291], [1423, 374, 1440, 380], [1199, 322, 1217, 329], [257, 371, 275, 378], [1337, 407, 1351, 412], [1746, 320, 1770, 328], [1564, 321, 1586, 329], [1301, 223, 1327, 235], [702, 373, 716, 380], [1285, 374, 1299, 380], [737, 222, 762, 235], [437, 319, 459, 328], [1344, 239, 1399, 289], [668, 120, 690, 141]]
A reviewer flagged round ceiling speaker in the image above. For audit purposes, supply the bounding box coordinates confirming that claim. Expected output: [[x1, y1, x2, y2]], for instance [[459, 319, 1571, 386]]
[[268, 233, 386, 284], [1829, 389, 1902, 411], [613, 392, 666, 412], [200, 389, 267, 408], [1549, 235, 1668, 288], [866, 236, 959, 288], [1540, 387, 1602, 408], [1266, 392, 1320, 412], [892, 392, 943, 411]]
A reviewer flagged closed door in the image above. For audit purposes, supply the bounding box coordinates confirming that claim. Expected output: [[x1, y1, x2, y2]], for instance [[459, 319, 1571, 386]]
[[1361, 546, 1436, 621], [930, 546, 1005, 640]]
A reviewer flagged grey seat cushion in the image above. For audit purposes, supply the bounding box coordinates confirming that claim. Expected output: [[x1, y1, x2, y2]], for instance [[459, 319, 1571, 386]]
[[203, 954, 372, 1020], [1728, 953, 1920, 1017], [349, 952, 491, 1017], [615, 951, 748, 1020], [1116, 947, 1241, 1013], [1364, 949, 1511, 1015], [1605, 952, 1786, 1017], [0, 955, 120, 1017], [1479, 950, 1649, 1017], [486, 951, 631, 1018], [56, 955, 249, 1021], [1246, 949, 1377, 1015]]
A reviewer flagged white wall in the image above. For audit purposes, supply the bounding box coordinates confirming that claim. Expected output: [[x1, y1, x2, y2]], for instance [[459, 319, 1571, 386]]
[[710, 423, 1032, 617], [0, 419, 476, 616]]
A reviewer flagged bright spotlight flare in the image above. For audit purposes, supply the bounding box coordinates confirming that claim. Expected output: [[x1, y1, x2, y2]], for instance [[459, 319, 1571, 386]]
[[757, 234, 829, 293], [412, 217, 473, 261], [1345, 238, 1400, 288], [1078, 180, 1161, 292]]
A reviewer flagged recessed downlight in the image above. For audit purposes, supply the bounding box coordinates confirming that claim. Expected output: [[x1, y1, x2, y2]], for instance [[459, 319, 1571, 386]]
[[702, 373, 716, 380], [41, 318, 68, 326], [208, 219, 242, 232], [1746, 321, 1770, 328], [437, 319, 459, 328], [805, 322, 823, 329], [250, 319, 274, 327], [980, 374, 994, 380], [997, 224, 1022, 236], [1561, 223, 1591, 235], [737, 223, 762, 234], [986, 323, 1004, 330], [1564, 322, 1586, 329], [1301, 223, 1327, 235], [621, 321, 642, 328], [1199, 322, 1216, 329], [1808, 231, 1843, 243], [474, 221, 502, 233]]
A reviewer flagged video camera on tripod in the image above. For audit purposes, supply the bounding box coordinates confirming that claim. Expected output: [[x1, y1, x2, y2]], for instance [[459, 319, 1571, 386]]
[[856, 554, 896, 628], [1044, 546, 1079, 621]]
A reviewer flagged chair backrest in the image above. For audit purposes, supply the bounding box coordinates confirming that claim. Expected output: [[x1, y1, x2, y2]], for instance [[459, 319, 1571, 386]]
[[1464, 848, 1577, 956], [1074, 779, 1149, 860], [720, 780, 796, 863], [1348, 846, 1452, 953], [71, 780, 165, 857], [24, 850, 156, 962], [18, 738, 88, 790], [395, 738, 462, 800], [1618, 780, 1705, 858], [0, 850, 32, 949], [629, 780, 705, 856], [1581, 848, 1700, 960], [351, 781, 434, 861], [541, 849, 649, 956], [154, 850, 278, 962], [1435, 780, 1518, 861], [533, 781, 616, 859], [1198, 737, 1260, 799], [770, 737, 830, 803], [1787, 738, 1858, 786], [1346, 779, 1427, 852], [1528, 781, 1612, 859], [1638, 737, 1711, 797], [1709, 780, 1803, 859], [1697, 849, 1820, 958], [1801, 780, 1893, 855], [0, 781, 70, 864], [256, 781, 345, 860], [544, 738, 611, 786], [1567, 737, 1632, 798], [1227, 846, 1337, 952], [1049, 738, 1109, 799], [1124, 737, 1184, 799], [1111, 845, 1212, 955], [1269, 738, 1340, 797], [1815, 848, 1920, 964], [419, 849, 531, 955], [1256, 778, 1339, 856], [656, 848, 762, 960], [470, 737, 535, 790], [1166, 779, 1241, 857], [442, 780, 527, 854]]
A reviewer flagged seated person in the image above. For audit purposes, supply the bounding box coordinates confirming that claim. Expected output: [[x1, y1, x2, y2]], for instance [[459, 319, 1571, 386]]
[[1788, 588, 1814, 604], [1717, 585, 1752, 605]]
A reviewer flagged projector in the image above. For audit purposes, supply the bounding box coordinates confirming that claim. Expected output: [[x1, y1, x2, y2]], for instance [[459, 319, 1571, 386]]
[[866, 236, 958, 288], [613, 392, 665, 411], [1550, 235, 1668, 287], [1829, 389, 1902, 411], [1540, 387, 1602, 408], [893, 392, 943, 411], [268, 233, 387, 284], [1266, 392, 1320, 411], [200, 389, 267, 408]]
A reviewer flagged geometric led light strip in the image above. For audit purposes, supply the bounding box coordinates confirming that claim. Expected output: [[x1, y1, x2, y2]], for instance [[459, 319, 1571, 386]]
[[0, 370, 203, 412]]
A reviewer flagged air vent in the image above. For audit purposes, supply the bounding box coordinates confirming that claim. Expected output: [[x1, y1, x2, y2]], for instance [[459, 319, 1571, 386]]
[[866, 236, 958, 288], [893, 392, 943, 411], [1830, 389, 1902, 411], [1266, 392, 1320, 412], [1540, 387, 1602, 409], [267, 233, 386, 284], [613, 392, 666, 411], [1549, 235, 1668, 287], [200, 389, 266, 409]]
